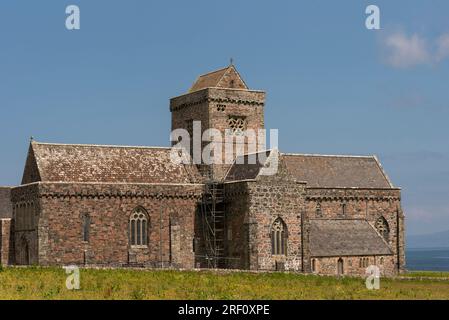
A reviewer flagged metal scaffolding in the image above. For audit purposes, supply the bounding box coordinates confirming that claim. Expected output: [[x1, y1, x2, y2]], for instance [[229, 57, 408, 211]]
[[200, 181, 226, 268]]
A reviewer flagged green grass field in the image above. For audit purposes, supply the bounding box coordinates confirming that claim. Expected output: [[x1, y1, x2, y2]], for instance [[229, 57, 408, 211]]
[[0, 266, 448, 300]]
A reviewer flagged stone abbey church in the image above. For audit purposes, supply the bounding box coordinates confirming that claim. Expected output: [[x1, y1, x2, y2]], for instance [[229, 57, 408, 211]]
[[0, 65, 405, 276]]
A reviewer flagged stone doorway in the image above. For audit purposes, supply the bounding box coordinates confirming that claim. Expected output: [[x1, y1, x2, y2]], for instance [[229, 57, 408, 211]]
[[337, 258, 344, 275], [20, 237, 30, 265]]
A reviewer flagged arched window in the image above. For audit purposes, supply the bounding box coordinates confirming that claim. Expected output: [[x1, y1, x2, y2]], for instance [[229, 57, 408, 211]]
[[375, 216, 390, 241], [360, 257, 370, 268], [29, 202, 35, 230], [311, 259, 316, 273], [271, 218, 287, 256], [130, 207, 148, 246], [82, 213, 90, 242], [316, 202, 322, 217], [18, 203, 23, 229], [24, 202, 29, 230]]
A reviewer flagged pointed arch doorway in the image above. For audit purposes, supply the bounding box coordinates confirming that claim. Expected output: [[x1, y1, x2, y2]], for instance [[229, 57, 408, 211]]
[[20, 237, 30, 265], [337, 258, 344, 276]]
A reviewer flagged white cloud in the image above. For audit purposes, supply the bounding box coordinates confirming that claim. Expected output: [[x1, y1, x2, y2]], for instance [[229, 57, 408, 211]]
[[406, 205, 449, 234], [436, 34, 449, 62], [383, 32, 431, 68], [382, 31, 449, 68]]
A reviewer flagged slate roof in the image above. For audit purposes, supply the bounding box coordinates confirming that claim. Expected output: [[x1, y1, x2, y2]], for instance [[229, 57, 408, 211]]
[[23, 142, 201, 184], [309, 219, 393, 257], [189, 65, 248, 92], [225, 151, 271, 181], [224, 152, 394, 189], [283, 154, 393, 189]]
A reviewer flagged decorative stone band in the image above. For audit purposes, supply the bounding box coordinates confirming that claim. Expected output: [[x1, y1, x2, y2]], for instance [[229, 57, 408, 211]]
[[11, 182, 204, 201], [170, 97, 265, 112], [170, 88, 266, 112], [306, 196, 401, 202], [170, 97, 207, 112], [224, 189, 250, 197], [305, 187, 401, 201]]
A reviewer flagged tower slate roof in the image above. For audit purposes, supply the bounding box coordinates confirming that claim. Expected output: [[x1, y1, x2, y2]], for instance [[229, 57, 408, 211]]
[[283, 154, 393, 188], [309, 219, 393, 257], [189, 65, 248, 92], [22, 142, 201, 184]]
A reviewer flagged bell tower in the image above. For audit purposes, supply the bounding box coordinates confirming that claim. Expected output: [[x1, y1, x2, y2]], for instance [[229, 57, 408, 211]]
[[170, 64, 266, 181]]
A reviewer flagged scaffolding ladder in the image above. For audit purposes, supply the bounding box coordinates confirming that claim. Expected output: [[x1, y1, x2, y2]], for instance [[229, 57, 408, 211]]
[[200, 181, 226, 268]]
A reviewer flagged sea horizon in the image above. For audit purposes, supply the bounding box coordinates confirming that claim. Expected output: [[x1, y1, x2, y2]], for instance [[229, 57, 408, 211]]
[[405, 247, 449, 272]]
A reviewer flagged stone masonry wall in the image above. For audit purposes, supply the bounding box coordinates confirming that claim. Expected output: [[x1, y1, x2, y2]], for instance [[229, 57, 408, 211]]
[[312, 255, 396, 277], [13, 182, 202, 268], [224, 181, 250, 269], [170, 88, 265, 181], [0, 187, 13, 218], [0, 219, 14, 265], [10, 183, 40, 265], [305, 188, 405, 274], [171, 89, 211, 178], [193, 206, 206, 268], [246, 166, 307, 271], [207, 89, 265, 181]]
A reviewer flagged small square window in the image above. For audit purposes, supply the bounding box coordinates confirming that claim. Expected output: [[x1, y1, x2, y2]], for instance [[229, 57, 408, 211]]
[[216, 104, 226, 112]]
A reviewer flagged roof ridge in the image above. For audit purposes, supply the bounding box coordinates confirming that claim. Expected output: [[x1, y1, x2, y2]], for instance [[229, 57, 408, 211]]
[[196, 66, 230, 78], [215, 66, 233, 88], [228, 64, 249, 89], [188, 66, 230, 93], [14, 181, 204, 187], [311, 218, 367, 221], [282, 152, 375, 159], [32, 141, 172, 150], [235, 149, 272, 157], [215, 65, 249, 90], [373, 155, 395, 188]]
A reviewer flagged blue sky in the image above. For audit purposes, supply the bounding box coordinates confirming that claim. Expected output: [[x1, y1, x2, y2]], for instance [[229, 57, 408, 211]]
[[1, 1, 448, 235]]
